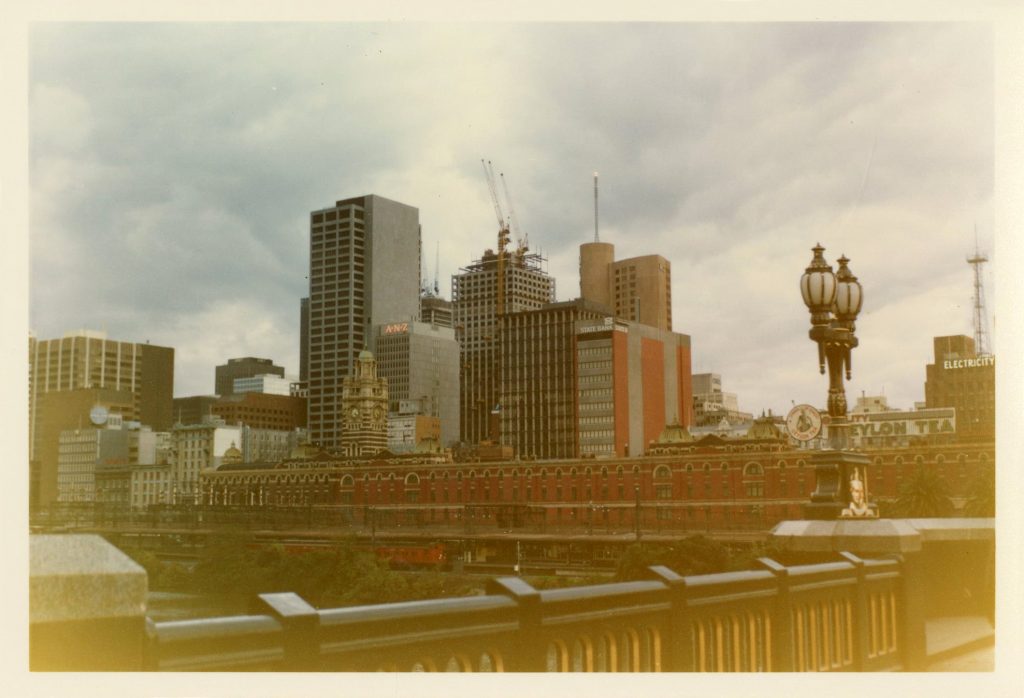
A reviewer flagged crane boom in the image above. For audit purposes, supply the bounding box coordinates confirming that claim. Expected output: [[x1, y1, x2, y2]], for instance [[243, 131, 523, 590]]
[[500, 171, 527, 253], [481, 159, 506, 232]]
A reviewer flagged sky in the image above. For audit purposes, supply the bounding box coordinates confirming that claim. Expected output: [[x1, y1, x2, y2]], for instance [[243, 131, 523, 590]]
[[27, 20, 997, 416]]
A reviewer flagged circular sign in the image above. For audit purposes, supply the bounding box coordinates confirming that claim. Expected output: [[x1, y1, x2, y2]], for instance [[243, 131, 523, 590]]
[[89, 405, 109, 426], [786, 404, 822, 441]]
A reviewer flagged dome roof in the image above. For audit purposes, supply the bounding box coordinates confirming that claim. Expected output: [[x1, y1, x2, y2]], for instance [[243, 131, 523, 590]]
[[656, 422, 694, 443]]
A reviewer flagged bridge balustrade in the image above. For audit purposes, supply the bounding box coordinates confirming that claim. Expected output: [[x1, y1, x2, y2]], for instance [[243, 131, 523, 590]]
[[142, 554, 904, 672]]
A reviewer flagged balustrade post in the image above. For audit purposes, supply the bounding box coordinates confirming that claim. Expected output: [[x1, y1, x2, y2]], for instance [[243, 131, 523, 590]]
[[895, 552, 928, 671], [645, 565, 693, 671], [252, 592, 320, 670], [839, 552, 870, 670], [758, 557, 794, 671], [487, 576, 545, 671]]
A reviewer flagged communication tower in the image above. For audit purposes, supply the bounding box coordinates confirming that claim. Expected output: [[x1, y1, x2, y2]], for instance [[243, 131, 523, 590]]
[[967, 232, 991, 356]]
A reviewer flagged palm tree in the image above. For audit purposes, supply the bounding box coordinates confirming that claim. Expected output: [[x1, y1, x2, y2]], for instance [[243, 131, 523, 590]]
[[963, 467, 995, 517], [894, 467, 953, 518]]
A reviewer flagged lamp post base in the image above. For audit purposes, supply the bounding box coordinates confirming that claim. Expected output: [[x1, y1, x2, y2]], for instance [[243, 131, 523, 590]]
[[803, 449, 872, 520]]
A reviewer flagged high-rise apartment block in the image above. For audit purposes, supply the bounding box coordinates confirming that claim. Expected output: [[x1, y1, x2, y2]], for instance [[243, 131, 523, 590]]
[[29, 330, 174, 507], [215, 357, 285, 397], [579, 242, 673, 331], [306, 195, 421, 451], [374, 320, 460, 448], [453, 248, 555, 445]]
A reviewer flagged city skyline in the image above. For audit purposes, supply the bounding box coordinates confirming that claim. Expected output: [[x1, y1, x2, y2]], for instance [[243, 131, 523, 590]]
[[27, 21, 996, 417]]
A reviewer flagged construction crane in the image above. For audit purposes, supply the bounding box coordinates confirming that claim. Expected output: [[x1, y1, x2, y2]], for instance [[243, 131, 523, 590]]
[[481, 159, 511, 317], [500, 171, 529, 257]]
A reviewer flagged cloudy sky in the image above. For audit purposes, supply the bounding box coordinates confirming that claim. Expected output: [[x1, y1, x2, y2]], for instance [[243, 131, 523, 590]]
[[28, 20, 996, 416]]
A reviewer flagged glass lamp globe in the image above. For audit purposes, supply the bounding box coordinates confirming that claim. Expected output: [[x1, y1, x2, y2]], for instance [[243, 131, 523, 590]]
[[833, 255, 863, 322], [800, 243, 837, 322]]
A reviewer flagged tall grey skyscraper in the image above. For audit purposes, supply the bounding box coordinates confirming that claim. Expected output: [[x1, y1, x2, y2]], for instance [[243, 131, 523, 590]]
[[307, 195, 421, 451]]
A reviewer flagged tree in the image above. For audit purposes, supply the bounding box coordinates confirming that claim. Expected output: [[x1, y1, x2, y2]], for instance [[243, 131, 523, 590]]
[[893, 467, 954, 518], [963, 467, 995, 517]]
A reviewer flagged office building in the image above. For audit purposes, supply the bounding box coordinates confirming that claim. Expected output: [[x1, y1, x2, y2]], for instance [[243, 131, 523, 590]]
[[307, 195, 422, 451], [374, 320, 460, 448], [172, 395, 220, 426], [215, 357, 285, 397], [388, 411, 442, 453], [453, 247, 555, 445], [575, 317, 693, 457], [499, 299, 611, 459], [420, 295, 453, 329], [169, 422, 243, 501], [211, 391, 307, 431], [233, 373, 293, 396], [29, 330, 174, 507], [924, 335, 995, 441], [299, 297, 310, 382], [579, 242, 673, 331], [692, 373, 752, 427]]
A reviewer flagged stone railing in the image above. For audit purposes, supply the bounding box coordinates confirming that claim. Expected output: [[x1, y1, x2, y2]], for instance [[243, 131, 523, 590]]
[[29, 519, 994, 672]]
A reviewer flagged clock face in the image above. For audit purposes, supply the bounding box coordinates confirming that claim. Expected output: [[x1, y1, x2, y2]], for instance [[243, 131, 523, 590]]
[[350, 407, 359, 419], [89, 405, 109, 426], [786, 404, 822, 441]]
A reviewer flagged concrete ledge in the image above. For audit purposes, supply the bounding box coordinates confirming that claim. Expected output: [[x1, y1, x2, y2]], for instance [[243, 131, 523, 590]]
[[904, 518, 995, 542], [30, 534, 147, 623], [30, 534, 148, 670], [769, 518, 996, 555], [770, 518, 922, 554]]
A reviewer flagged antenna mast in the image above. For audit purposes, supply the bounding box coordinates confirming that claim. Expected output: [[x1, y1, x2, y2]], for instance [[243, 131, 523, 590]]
[[967, 227, 990, 355], [593, 171, 599, 242]]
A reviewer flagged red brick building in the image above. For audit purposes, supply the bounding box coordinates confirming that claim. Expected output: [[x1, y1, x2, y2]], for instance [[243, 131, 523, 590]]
[[202, 418, 992, 531]]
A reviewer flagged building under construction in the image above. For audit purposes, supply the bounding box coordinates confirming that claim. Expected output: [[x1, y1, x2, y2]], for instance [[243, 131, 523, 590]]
[[453, 246, 555, 447]]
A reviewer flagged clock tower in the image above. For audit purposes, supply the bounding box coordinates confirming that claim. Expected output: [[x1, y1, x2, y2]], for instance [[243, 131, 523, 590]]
[[340, 348, 389, 457]]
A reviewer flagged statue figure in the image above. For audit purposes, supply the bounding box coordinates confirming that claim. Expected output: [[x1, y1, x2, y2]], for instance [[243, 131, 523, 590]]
[[841, 467, 876, 518]]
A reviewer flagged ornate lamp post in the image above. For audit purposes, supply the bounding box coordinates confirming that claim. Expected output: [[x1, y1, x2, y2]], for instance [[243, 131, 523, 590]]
[[799, 244, 876, 519]]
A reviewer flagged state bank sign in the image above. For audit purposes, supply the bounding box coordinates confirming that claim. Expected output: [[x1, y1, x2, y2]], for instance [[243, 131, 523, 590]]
[[847, 407, 956, 440]]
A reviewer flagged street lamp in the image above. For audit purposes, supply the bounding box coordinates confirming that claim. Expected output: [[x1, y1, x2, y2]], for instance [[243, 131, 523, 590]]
[[799, 244, 875, 519]]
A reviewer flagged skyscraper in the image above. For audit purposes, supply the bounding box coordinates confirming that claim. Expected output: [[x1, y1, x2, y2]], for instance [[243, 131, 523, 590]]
[[29, 330, 174, 507], [307, 195, 421, 451], [374, 320, 460, 448], [452, 247, 555, 446]]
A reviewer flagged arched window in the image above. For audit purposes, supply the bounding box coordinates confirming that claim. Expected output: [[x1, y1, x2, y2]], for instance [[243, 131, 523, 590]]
[[743, 463, 764, 476], [653, 465, 671, 479], [405, 473, 420, 486], [341, 474, 354, 487]]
